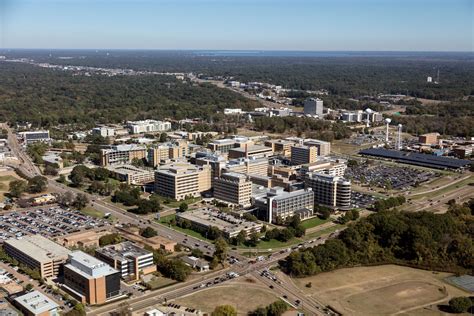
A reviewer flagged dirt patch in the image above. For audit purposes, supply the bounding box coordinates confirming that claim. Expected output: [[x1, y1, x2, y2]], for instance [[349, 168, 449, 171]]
[[291, 265, 469, 315], [174, 280, 279, 315]]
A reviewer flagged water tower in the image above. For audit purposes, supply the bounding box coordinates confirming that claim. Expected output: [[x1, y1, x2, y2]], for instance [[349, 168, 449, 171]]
[[365, 108, 373, 128], [384, 118, 392, 142]]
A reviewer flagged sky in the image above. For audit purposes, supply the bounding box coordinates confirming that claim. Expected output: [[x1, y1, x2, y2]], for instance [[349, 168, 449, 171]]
[[0, 0, 472, 51]]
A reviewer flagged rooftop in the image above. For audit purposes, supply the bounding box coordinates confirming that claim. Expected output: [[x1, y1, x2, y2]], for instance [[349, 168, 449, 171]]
[[97, 241, 152, 261], [229, 145, 272, 153], [14, 291, 58, 314], [66, 251, 118, 279], [5, 235, 70, 263]]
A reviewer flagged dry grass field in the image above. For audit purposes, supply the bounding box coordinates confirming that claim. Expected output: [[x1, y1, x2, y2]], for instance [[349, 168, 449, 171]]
[[290, 265, 470, 315], [175, 278, 280, 315], [0, 169, 23, 198]]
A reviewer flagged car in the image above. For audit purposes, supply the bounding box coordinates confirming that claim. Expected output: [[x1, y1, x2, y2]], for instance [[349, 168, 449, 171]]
[[269, 285, 274, 289], [283, 295, 288, 299]]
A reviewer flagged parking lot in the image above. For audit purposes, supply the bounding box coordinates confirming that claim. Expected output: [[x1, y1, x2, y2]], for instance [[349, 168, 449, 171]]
[[345, 163, 439, 190], [351, 191, 377, 208], [0, 206, 110, 240]]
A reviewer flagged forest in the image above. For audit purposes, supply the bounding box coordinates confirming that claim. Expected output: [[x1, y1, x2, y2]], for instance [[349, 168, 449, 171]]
[[280, 200, 474, 277], [0, 62, 258, 128], [4, 50, 473, 100]]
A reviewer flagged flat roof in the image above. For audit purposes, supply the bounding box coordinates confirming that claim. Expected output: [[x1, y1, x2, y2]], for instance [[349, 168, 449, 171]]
[[107, 164, 153, 176], [359, 148, 471, 169], [14, 291, 58, 314], [229, 145, 272, 153], [5, 235, 70, 263], [67, 251, 118, 279], [97, 241, 152, 261]]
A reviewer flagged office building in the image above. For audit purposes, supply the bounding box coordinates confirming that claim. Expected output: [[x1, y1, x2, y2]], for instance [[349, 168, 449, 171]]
[[92, 127, 115, 138], [224, 157, 268, 177], [214, 172, 252, 207], [264, 139, 293, 157], [195, 152, 227, 184], [168, 140, 189, 159], [300, 160, 347, 177], [254, 187, 314, 223], [13, 291, 59, 316], [302, 139, 331, 157], [155, 163, 211, 200], [63, 251, 120, 305], [95, 242, 155, 281], [176, 208, 262, 238], [100, 144, 147, 166], [207, 137, 253, 153], [305, 173, 351, 210], [106, 164, 154, 185], [56, 230, 109, 249], [19, 131, 50, 145], [303, 98, 323, 116], [291, 145, 317, 165], [147, 145, 170, 167], [341, 110, 363, 122], [126, 120, 171, 134], [228, 145, 273, 159], [4, 236, 70, 279]]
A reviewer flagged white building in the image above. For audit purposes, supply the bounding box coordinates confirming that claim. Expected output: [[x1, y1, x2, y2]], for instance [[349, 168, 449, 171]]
[[127, 120, 171, 134], [224, 108, 243, 115], [304, 98, 324, 116], [14, 291, 59, 316], [92, 127, 115, 137]]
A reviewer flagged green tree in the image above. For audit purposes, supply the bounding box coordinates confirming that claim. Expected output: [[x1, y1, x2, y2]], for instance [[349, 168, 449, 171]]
[[99, 233, 122, 246], [211, 305, 237, 316], [28, 176, 48, 193], [159, 133, 168, 143], [178, 202, 188, 212], [448, 297, 472, 313], [24, 283, 34, 291], [214, 237, 229, 263], [73, 193, 89, 210], [9, 179, 28, 198], [140, 227, 158, 238]]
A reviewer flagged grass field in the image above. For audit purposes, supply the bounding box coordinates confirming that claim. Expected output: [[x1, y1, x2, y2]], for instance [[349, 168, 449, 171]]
[[410, 175, 474, 201], [153, 194, 201, 208], [0, 172, 22, 199], [300, 217, 329, 229], [145, 276, 177, 290], [175, 280, 280, 314], [291, 265, 470, 315], [80, 207, 105, 218], [157, 214, 212, 241]]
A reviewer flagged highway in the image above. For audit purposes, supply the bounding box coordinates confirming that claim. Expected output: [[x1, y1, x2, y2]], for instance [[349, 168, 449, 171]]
[[2, 123, 332, 315]]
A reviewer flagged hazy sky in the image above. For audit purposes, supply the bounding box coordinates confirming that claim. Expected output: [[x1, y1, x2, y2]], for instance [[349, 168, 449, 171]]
[[0, 0, 472, 51]]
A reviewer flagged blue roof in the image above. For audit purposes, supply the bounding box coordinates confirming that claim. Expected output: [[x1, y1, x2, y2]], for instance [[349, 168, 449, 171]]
[[359, 148, 471, 169]]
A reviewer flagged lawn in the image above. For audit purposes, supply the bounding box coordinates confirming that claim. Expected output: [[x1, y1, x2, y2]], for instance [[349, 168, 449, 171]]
[[80, 207, 105, 218], [157, 214, 212, 242], [145, 276, 177, 290], [300, 217, 329, 229], [410, 175, 474, 200], [153, 194, 202, 208]]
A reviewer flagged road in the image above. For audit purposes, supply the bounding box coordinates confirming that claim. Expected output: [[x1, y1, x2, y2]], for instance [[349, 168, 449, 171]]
[[3, 123, 331, 315]]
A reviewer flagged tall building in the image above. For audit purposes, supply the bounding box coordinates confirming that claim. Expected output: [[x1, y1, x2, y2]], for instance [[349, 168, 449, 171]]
[[126, 120, 171, 134], [13, 291, 59, 316], [106, 164, 155, 185], [213, 172, 252, 207], [264, 139, 293, 157], [290, 145, 317, 165], [303, 98, 323, 116], [63, 251, 121, 305], [305, 173, 351, 210], [254, 187, 314, 223], [95, 241, 155, 281], [92, 127, 115, 138], [195, 152, 227, 185], [4, 236, 70, 279], [101, 144, 147, 166], [224, 157, 268, 177], [228, 145, 273, 159], [302, 139, 331, 157], [147, 145, 169, 167], [300, 159, 347, 177], [154, 163, 211, 200]]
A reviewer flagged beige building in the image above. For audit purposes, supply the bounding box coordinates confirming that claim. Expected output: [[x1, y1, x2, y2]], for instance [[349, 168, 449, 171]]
[[264, 139, 293, 157], [101, 144, 147, 166], [302, 139, 331, 157], [300, 159, 347, 177], [291, 145, 318, 165], [305, 173, 351, 210], [13, 291, 59, 316], [419, 133, 440, 145], [228, 145, 273, 159], [155, 162, 211, 200], [4, 236, 70, 279], [224, 157, 268, 177], [107, 164, 155, 185], [56, 230, 110, 249], [214, 172, 252, 207], [147, 145, 169, 167]]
